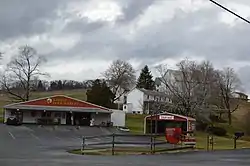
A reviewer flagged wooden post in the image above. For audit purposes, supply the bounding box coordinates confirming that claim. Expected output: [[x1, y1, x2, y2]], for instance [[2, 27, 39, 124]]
[[211, 135, 214, 151], [112, 133, 115, 155], [153, 135, 156, 154], [81, 137, 85, 155], [234, 136, 237, 149], [207, 134, 209, 151]]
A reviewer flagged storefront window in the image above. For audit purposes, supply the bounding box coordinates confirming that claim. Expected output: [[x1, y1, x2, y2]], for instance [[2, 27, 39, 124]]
[[31, 112, 36, 117]]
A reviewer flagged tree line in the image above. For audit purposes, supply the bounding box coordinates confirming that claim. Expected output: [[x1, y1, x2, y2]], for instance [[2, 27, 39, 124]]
[[0, 45, 242, 125]]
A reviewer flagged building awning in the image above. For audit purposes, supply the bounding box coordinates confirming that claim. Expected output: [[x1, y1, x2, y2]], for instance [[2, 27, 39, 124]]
[[3, 95, 112, 114], [4, 105, 111, 113]]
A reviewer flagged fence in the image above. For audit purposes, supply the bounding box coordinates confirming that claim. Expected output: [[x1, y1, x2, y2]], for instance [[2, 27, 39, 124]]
[[81, 133, 194, 155]]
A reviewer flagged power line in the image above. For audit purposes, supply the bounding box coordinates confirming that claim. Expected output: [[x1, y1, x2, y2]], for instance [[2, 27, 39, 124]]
[[209, 0, 250, 24]]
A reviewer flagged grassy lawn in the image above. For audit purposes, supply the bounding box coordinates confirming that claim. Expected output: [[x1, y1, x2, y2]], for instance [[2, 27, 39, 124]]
[[125, 114, 147, 133], [195, 131, 250, 150], [125, 114, 250, 150]]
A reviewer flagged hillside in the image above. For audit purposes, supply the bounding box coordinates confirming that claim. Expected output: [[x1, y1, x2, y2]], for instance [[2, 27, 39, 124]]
[[0, 89, 87, 114]]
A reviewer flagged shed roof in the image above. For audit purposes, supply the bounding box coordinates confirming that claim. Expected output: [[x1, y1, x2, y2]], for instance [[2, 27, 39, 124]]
[[145, 112, 196, 121]]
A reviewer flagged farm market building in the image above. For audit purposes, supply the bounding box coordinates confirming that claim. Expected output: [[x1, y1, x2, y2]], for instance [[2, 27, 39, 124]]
[[3, 95, 121, 126], [144, 112, 196, 134]]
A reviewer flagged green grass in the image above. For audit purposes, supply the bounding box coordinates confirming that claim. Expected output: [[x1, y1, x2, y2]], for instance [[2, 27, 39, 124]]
[[195, 131, 250, 150], [125, 114, 250, 150], [125, 114, 147, 133]]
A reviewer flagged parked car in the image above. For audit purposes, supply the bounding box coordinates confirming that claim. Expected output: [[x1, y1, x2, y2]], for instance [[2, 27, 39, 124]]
[[118, 127, 130, 132], [6, 116, 22, 126]]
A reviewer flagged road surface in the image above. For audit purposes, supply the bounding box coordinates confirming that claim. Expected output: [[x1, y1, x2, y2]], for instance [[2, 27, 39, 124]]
[[0, 124, 250, 166]]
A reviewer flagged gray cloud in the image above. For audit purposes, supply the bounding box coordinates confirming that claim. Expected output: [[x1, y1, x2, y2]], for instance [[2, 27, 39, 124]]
[[117, 0, 156, 23], [1, 0, 250, 93], [0, 0, 70, 39]]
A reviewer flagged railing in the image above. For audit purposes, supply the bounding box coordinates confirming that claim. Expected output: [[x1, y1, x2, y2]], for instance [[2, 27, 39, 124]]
[[81, 133, 194, 155]]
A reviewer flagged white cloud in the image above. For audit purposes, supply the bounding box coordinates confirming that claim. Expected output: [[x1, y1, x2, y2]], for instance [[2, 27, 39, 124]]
[[65, 0, 123, 23]]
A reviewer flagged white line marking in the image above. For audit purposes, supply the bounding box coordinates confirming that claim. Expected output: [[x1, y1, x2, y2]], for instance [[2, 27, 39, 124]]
[[8, 132, 16, 140], [30, 133, 40, 141], [55, 136, 61, 140]]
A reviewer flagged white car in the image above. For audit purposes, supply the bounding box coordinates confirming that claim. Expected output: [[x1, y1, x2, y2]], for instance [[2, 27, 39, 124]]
[[118, 127, 130, 132]]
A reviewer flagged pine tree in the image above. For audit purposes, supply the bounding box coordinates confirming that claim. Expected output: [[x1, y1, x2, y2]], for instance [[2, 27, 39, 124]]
[[37, 80, 44, 91], [57, 80, 63, 90], [87, 79, 116, 108], [136, 65, 155, 90]]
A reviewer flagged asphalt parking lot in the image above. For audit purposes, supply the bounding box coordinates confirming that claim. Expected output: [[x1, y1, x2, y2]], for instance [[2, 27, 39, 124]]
[[1, 124, 250, 166]]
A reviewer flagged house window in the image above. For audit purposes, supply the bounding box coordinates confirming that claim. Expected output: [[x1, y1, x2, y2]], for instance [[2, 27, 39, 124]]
[[147, 95, 149, 99], [42, 112, 51, 117], [137, 111, 140, 114], [31, 111, 36, 117], [124, 96, 127, 104], [62, 113, 65, 119], [55, 113, 61, 117], [124, 105, 127, 109], [133, 111, 136, 114], [11, 111, 15, 116]]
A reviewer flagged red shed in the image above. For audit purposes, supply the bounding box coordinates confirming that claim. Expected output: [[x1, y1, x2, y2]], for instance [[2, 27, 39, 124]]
[[144, 112, 196, 134]]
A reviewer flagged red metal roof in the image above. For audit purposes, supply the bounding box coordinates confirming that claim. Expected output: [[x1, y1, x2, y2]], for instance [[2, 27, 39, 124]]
[[4, 95, 110, 112]]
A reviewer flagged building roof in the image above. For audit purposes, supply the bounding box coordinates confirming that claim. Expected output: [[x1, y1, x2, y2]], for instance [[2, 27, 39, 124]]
[[154, 77, 162, 86], [144, 112, 196, 121], [137, 88, 168, 97], [3, 95, 112, 113], [233, 91, 248, 97]]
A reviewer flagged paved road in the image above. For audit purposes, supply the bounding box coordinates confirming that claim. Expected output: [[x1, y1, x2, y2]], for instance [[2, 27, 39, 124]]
[[0, 124, 250, 166]]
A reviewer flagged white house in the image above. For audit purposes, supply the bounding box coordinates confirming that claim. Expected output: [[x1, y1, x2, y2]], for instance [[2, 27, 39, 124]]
[[123, 88, 172, 114], [232, 92, 248, 101], [155, 69, 182, 92]]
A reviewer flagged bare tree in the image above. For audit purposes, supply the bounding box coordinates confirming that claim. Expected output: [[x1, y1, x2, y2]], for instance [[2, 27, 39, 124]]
[[216, 67, 240, 125], [156, 59, 218, 122], [1, 45, 48, 101], [103, 60, 136, 102]]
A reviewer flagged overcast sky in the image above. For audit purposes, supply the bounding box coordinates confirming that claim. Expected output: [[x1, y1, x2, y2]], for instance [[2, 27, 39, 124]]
[[1, 0, 250, 93]]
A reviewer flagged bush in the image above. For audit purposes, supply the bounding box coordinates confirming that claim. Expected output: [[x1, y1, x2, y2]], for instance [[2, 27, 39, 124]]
[[208, 126, 227, 136]]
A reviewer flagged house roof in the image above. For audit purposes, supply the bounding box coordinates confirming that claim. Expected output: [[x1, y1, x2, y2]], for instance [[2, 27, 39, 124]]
[[137, 88, 168, 97], [154, 77, 162, 86], [3, 95, 111, 113], [233, 91, 248, 97]]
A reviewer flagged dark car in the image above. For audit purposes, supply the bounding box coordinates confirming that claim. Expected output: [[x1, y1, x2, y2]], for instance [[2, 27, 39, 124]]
[[6, 116, 22, 126]]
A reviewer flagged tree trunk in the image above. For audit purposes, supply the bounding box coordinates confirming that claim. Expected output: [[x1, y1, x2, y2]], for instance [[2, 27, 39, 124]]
[[228, 110, 232, 125]]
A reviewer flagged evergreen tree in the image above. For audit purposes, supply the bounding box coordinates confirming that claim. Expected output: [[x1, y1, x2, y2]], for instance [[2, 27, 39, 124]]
[[86, 79, 115, 108], [37, 80, 44, 91], [57, 80, 63, 90], [136, 65, 155, 90]]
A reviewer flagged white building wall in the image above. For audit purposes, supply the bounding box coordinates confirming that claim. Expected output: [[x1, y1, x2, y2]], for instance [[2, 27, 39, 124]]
[[111, 109, 125, 127], [91, 113, 111, 126], [125, 89, 144, 114], [4, 109, 11, 123], [22, 111, 40, 123]]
